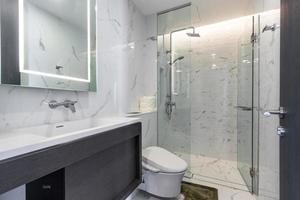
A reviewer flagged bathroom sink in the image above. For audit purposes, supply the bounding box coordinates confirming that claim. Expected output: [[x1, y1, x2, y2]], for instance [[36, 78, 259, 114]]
[[0, 134, 47, 152], [0, 117, 140, 161], [13, 117, 135, 138]]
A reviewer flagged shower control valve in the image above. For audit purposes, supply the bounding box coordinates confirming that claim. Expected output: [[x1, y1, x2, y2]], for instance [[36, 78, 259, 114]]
[[165, 101, 176, 108]]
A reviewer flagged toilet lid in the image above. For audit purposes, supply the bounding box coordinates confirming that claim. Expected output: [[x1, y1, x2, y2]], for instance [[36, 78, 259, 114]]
[[142, 146, 188, 173]]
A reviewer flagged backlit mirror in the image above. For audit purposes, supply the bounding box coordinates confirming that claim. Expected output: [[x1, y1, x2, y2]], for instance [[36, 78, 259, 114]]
[[0, 0, 97, 91]]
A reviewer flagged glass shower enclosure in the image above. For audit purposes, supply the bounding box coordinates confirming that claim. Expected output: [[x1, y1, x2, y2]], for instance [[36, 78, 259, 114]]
[[157, 4, 259, 194], [237, 15, 260, 193]]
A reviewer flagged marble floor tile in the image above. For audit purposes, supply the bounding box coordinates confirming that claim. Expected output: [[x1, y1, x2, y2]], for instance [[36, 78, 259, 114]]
[[175, 153, 247, 190], [129, 180, 255, 200], [186, 179, 256, 200]]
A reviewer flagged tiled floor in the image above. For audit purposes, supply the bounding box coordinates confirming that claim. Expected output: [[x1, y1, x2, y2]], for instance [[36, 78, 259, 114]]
[[176, 153, 248, 190], [129, 179, 256, 200], [128, 152, 279, 200], [129, 154, 256, 200]]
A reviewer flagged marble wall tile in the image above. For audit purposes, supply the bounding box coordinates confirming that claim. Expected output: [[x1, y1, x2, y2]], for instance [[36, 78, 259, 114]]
[[255, 0, 280, 13], [24, 2, 89, 80], [0, 0, 124, 130], [0, 1, 158, 198], [157, 6, 280, 200], [189, 18, 249, 161], [128, 112, 157, 148], [157, 8, 250, 164], [0, 0, 157, 132], [126, 14, 158, 112], [257, 9, 280, 200]]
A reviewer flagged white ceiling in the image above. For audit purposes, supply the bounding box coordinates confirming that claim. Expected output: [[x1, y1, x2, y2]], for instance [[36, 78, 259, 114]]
[[132, 0, 190, 15]]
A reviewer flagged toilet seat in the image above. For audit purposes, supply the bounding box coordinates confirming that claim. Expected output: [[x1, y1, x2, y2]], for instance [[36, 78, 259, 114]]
[[142, 146, 188, 173]]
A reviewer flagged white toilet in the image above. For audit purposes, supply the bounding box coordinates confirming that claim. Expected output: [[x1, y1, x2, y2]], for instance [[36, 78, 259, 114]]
[[139, 146, 188, 198]]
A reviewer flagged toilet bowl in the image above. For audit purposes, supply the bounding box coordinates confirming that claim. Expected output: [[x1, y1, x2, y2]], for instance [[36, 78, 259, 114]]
[[139, 146, 188, 198]]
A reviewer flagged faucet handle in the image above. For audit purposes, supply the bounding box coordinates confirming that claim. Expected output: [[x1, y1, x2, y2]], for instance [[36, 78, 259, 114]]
[[49, 100, 58, 109], [64, 100, 78, 105], [63, 100, 78, 113], [48, 100, 78, 113]]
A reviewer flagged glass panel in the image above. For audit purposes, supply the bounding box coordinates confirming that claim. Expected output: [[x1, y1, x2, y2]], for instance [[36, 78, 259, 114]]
[[157, 5, 271, 194], [186, 14, 252, 188], [252, 14, 260, 195], [237, 16, 254, 192], [157, 5, 192, 172]]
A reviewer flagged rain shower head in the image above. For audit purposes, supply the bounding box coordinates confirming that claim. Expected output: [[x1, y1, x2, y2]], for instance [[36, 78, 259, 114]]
[[186, 32, 200, 38]]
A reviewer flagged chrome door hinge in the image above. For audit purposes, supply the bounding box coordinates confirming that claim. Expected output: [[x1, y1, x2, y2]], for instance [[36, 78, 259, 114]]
[[251, 33, 258, 43], [250, 168, 256, 178]]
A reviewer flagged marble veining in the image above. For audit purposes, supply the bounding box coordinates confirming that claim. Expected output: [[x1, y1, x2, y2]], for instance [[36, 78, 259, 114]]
[[0, 1, 158, 198], [127, 112, 157, 148], [157, 7, 279, 200], [257, 9, 280, 200], [158, 14, 248, 163], [0, 0, 157, 133], [176, 152, 247, 189], [24, 1, 89, 80]]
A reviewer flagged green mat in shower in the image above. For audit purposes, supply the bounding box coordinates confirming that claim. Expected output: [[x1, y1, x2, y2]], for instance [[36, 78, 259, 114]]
[[181, 182, 218, 200]]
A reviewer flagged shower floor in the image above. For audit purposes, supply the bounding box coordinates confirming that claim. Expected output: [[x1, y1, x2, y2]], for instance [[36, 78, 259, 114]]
[[176, 153, 249, 191]]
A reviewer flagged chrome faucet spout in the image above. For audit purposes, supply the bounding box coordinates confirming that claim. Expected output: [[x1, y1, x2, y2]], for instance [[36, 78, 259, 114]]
[[49, 100, 78, 113]]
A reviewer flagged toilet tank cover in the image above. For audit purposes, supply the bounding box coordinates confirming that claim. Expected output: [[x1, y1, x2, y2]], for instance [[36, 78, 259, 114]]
[[142, 146, 188, 173]]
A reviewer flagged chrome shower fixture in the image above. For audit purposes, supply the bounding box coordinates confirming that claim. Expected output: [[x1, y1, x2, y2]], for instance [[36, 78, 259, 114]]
[[262, 24, 280, 33], [170, 56, 185, 65], [165, 26, 198, 120], [147, 36, 157, 41], [186, 31, 200, 38]]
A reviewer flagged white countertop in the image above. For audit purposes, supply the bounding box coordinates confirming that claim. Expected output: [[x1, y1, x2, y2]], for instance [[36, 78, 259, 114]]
[[0, 117, 141, 161]]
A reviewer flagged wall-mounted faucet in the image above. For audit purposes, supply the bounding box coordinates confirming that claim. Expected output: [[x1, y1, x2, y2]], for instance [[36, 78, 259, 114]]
[[56, 65, 64, 70], [49, 100, 78, 113]]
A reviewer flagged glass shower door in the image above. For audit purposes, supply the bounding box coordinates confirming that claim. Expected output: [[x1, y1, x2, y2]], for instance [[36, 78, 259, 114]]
[[237, 16, 256, 193], [157, 5, 192, 172]]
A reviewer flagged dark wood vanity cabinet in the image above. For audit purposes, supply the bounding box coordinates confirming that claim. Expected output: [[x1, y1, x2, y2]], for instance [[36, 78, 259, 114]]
[[26, 170, 65, 200], [65, 137, 140, 200], [0, 123, 142, 200]]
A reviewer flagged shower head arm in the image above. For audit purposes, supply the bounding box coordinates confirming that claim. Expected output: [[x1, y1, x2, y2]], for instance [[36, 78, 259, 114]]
[[170, 26, 195, 36], [168, 26, 196, 55], [167, 26, 197, 115]]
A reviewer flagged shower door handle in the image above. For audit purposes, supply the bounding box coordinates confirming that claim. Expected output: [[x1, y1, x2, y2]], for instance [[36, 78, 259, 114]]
[[264, 107, 287, 119]]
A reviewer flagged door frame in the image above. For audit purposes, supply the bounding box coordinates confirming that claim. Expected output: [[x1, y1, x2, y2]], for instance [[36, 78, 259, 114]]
[[280, 0, 300, 199]]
